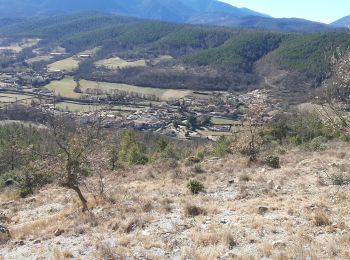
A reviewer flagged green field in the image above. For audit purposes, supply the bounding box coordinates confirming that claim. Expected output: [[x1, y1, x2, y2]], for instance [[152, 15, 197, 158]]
[[55, 101, 145, 113], [55, 102, 98, 113], [211, 117, 241, 125], [26, 55, 52, 64], [0, 93, 33, 102], [80, 79, 193, 100], [45, 77, 82, 98], [0, 93, 35, 107], [47, 56, 80, 72], [44, 76, 194, 101]]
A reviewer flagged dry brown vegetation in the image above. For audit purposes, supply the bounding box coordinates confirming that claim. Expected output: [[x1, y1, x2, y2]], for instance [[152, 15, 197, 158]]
[[1, 141, 350, 259]]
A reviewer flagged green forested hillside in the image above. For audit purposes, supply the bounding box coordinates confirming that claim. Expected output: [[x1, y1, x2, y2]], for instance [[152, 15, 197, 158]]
[[0, 12, 348, 89], [183, 32, 284, 72], [269, 32, 350, 78], [159, 27, 232, 49]]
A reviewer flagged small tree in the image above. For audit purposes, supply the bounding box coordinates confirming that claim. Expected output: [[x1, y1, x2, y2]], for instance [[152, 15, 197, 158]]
[[186, 115, 197, 131], [240, 97, 267, 161], [74, 76, 82, 93], [118, 129, 148, 166], [319, 47, 350, 136], [46, 111, 102, 212]]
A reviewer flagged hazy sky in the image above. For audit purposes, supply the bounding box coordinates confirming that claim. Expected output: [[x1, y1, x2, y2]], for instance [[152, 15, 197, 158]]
[[221, 0, 350, 24]]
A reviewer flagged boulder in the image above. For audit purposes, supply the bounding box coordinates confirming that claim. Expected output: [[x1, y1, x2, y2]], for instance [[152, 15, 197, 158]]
[[274, 185, 282, 191], [272, 240, 286, 248], [257, 206, 269, 215]]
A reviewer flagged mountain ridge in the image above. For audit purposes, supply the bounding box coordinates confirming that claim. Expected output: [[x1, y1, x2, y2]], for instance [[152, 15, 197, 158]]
[[331, 15, 350, 28], [0, 0, 339, 32]]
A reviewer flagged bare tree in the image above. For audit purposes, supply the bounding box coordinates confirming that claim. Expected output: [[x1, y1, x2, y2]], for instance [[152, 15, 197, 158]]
[[46, 110, 103, 212], [319, 47, 350, 136], [233, 96, 268, 162], [317, 34, 350, 187]]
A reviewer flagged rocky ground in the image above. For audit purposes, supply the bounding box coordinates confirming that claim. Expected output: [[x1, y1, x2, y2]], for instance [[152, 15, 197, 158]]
[[1, 142, 350, 259]]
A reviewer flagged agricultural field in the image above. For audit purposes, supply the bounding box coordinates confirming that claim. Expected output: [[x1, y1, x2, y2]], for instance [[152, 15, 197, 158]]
[[0, 93, 34, 105], [26, 55, 52, 64], [44, 76, 195, 101], [94, 55, 173, 70], [151, 55, 174, 65], [0, 38, 40, 53], [80, 79, 193, 100], [47, 56, 80, 72], [211, 117, 241, 125], [44, 77, 82, 98], [55, 102, 99, 113], [55, 101, 145, 113], [95, 57, 146, 69]]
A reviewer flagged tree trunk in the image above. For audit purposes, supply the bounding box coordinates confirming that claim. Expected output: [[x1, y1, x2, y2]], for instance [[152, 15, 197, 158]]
[[71, 185, 88, 212]]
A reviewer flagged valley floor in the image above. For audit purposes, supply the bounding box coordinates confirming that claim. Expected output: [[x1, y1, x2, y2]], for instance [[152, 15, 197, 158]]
[[1, 142, 350, 259]]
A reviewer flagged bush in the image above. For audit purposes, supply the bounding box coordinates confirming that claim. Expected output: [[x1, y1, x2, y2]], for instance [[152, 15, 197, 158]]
[[186, 156, 201, 166], [196, 149, 206, 160], [184, 204, 206, 217], [0, 167, 52, 198], [157, 138, 169, 152], [214, 136, 232, 157], [239, 173, 251, 182], [265, 155, 280, 169], [314, 211, 331, 226], [305, 136, 328, 151], [192, 165, 205, 174], [160, 145, 179, 160], [187, 179, 204, 195], [118, 129, 148, 166]]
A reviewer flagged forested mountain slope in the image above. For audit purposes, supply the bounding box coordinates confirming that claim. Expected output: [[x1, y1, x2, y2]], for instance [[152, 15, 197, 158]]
[[0, 12, 348, 100]]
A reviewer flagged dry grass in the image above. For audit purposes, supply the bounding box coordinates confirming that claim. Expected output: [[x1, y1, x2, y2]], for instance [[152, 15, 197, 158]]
[[313, 211, 331, 226], [2, 142, 350, 259], [183, 204, 206, 217], [47, 57, 80, 72]]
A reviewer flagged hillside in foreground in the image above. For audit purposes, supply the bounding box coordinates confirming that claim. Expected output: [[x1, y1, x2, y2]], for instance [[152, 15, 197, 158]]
[[1, 141, 350, 259]]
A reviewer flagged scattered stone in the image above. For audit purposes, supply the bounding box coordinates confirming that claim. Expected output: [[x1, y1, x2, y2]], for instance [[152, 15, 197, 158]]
[[34, 240, 41, 244], [54, 229, 64, 237], [25, 197, 36, 203], [272, 240, 286, 248], [267, 180, 274, 189], [0, 224, 11, 243], [257, 206, 269, 215], [0, 213, 10, 223], [274, 185, 282, 191], [220, 219, 228, 224], [228, 178, 235, 185], [15, 240, 25, 246]]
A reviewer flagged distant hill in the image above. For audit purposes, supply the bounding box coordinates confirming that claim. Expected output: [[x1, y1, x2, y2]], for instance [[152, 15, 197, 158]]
[[178, 0, 269, 18], [0, 0, 333, 32], [0, 0, 266, 22], [331, 16, 350, 28], [0, 12, 348, 79], [189, 14, 330, 32]]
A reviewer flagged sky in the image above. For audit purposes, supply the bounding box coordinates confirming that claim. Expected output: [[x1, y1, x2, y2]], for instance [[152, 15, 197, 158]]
[[221, 0, 350, 24]]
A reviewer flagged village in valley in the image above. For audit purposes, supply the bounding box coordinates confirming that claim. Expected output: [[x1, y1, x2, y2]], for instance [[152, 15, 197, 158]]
[[0, 37, 280, 141]]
